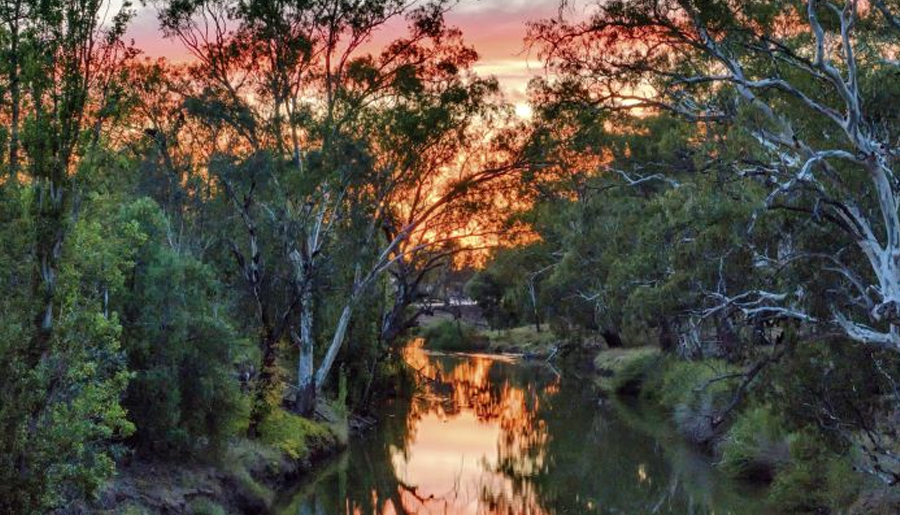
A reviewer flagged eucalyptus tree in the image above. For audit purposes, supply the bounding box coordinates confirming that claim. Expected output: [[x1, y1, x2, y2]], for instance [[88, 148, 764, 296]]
[[529, 0, 900, 352], [157, 0, 427, 425], [160, 0, 523, 419], [0, 0, 27, 179], [527, 0, 900, 482], [0, 0, 138, 509]]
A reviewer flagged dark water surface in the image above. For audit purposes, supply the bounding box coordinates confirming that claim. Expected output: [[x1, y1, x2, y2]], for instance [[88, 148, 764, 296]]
[[275, 343, 768, 515]]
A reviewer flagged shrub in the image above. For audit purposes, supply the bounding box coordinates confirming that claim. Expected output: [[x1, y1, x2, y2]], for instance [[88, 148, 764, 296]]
[[768, 431, 863, 513], [121, 505, 151, 515], [257, 409, 334, 461], [655, 359, 738, 443], [119, 201, 246, 458], [719, 406, 791, 481], [604, 349, 662, 395], [482, 325, 557, 354], [657, 359, 736, 410], [421, 320, 488, 352]]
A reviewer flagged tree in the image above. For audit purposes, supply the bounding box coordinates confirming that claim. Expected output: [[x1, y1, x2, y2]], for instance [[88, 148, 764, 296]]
[[159, 0, 524, 417], [529, 0, 900, 352], [527, 0, 900, 482], [118, 198, 244, 457], [0, 0, 137, 510]]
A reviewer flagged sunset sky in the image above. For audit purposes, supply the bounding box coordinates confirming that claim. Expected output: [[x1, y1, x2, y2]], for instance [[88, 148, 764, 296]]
[[126, 0, 565, 115]]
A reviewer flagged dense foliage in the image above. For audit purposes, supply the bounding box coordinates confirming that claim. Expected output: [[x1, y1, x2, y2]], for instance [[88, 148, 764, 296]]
[[2, 0, 900, 513], [0, 0, 520, 512], [467, 0, 900, 509]]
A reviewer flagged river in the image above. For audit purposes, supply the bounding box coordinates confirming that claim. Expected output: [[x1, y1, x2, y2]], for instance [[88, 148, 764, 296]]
[[275, 341, 770, 515]]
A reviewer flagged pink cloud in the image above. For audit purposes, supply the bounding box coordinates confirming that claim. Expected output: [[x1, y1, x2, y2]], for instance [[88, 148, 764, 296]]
[[125, 0, 561, 99]]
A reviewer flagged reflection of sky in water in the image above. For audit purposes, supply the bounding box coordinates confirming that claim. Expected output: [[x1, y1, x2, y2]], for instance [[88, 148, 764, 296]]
[[385, 340, 552, 514], [276, 340, 770, 515]]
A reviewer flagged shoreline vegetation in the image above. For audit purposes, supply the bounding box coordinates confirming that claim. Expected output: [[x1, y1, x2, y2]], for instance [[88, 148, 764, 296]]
[[81, 408, 348, 515], [3, 0, 900, 512], [418, 321, 900, 515]]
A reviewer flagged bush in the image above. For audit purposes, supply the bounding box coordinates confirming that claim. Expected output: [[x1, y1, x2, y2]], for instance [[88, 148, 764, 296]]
[[601, 348, 662, 395], [121, 505, 152, 515], [652, 359, 738, 443], [657, 359, 736, 410], [719, 406, 791, 481], [119, 200, 246, 458], [768, 431, 863, 513], [482, 325, 557, 354], [257, 409, 334, 461], [421, 320, 488, 352]]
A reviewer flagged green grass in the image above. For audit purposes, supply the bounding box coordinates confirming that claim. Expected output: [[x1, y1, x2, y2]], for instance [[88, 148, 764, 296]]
[[121, 505, 151, 515], [656, 359, 738, 409], [593, 347, 661, 394], [595, 349, 741, 443], [189, 498, 228, 515], [420, 320, 488, 352], [767, 431, 863, 513], [482, 325, 558, 354]]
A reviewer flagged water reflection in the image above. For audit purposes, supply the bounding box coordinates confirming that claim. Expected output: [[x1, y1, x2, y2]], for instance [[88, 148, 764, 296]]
[[276, 340, 769, 515]]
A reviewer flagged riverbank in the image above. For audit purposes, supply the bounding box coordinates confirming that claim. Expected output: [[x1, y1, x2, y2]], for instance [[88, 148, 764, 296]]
[[81, 407, 348, 515], [591, 346, 899, 515], [418, 320, 563, 358], [270, 342, 778, 514]]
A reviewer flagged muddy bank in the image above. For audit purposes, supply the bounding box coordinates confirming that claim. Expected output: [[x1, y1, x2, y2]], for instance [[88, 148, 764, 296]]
[[67, 409, 349, 515]]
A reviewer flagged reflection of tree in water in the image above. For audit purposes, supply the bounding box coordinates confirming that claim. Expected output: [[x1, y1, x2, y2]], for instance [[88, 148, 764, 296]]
[[279, 393, 440, 515], [280, 346, 768, 515], [490, 375, 770, 515]]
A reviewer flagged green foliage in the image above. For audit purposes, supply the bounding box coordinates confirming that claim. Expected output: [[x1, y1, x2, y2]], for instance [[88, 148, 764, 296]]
[[656, 359, 737, 410], [121, 504, 152, 515], [482, 325, 558, 354], [766, 338, 893, 441], [768, 432, 863, 513], [118, 198, 245, 458], [603, 349, 664, 395], [719, 406, 791, 481], [0, 184, 135, 513], [258, 409, 334, 461], [466, 265, 523, 329], [660, 360, 739, 443], [420, 320, 489, 352]]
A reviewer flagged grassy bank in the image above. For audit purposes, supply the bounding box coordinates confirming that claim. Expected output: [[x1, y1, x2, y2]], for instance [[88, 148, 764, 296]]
[[419, 320, 559, 358], [592, 347, 888, 515], [89, 408, 347, 515]]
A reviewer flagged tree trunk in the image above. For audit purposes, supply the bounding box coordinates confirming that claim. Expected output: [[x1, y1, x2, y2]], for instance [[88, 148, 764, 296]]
[[716, 316, 740, 361], [8, 27, 20, 180], [601, 328, 623, 349], [528, 281, 542, 333], [314, 303, 353, 391], [296, 289, 316, 416], [30, 169, 67, 357], [248, 332, 279, 436], [658, 318, 677, 353]]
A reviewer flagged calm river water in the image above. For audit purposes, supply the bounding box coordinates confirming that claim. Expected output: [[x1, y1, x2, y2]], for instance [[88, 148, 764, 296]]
[[275, 343, 769, 515]]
